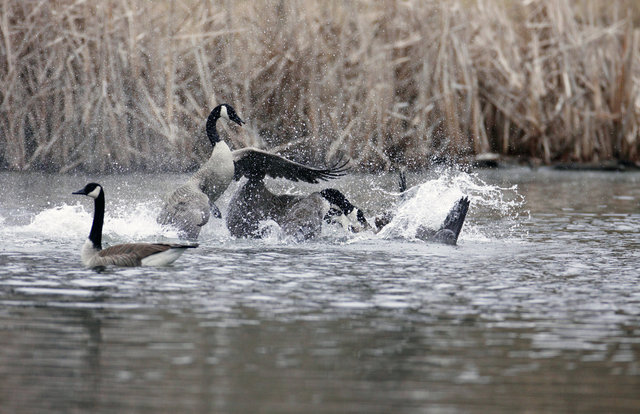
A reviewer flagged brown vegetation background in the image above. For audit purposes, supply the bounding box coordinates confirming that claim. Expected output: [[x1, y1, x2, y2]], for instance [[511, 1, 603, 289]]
[[1, 0, 639, 172]]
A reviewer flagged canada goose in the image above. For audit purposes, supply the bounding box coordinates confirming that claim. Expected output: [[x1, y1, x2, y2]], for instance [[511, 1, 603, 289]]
[[74, 183, 197, 268], [225, 158, 349, 239], [158, 103, 348, 239], [157, 103, 244, 239]]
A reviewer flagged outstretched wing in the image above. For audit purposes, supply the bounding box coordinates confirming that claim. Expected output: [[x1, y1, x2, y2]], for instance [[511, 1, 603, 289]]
[[232, 148, 349, 183], [439, 197, 470, 240]]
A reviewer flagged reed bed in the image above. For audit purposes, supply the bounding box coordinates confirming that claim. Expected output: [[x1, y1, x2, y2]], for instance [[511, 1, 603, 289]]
[[0, 0, 638, 172]]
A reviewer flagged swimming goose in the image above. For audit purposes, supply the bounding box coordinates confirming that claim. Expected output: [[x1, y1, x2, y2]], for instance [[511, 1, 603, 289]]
[[157, 103, 244, 239], [74, 183, 197, 268]]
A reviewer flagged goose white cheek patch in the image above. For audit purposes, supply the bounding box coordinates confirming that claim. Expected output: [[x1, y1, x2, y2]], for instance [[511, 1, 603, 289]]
[[220, 105, 229, 120], [87, 186, 102, 199]]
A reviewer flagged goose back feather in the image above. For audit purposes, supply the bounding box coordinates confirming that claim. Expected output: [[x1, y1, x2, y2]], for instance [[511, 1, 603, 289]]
[[157, 182, 210, 240], [81, 240, 195, 268]]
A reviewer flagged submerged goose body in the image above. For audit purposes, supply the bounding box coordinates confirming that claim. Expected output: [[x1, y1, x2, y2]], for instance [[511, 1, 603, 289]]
[[74, 183, 197, 268], [373, 172, 470, 245], [158, 104, 243, 239], [226, 147, 349, 238], [281, 189, 369, 241], [226, 179, 302, 238]]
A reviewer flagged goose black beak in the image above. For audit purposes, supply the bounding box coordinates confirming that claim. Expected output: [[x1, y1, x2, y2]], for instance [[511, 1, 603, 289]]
[[230, 114, 245, 127], [72, 189, 86, 195]]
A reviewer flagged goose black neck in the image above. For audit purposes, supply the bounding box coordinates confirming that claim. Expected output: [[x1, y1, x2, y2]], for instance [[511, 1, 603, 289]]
[[89, 192, 105, 250], [320, 189, 354, 214], [205, 107, 221, 146]]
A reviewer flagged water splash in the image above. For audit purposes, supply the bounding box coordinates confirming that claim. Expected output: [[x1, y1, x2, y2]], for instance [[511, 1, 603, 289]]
[[105, 202, 178, 240], [0, 202, 179, 243], [0, 171, 526, 247], [0, 204, 89, 241], [376, 169, 526, 243]]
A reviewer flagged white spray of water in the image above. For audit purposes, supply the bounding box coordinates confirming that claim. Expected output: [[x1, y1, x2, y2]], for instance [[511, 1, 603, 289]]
[[0, 202, 179, 243], [376, 169, 526, 243], [0, 204, 90, 241], [105, 202, 178, 240]]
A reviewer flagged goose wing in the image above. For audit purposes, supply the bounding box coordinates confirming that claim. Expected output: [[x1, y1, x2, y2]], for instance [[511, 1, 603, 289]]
[[98, 243, 197, 267], [157, 185, 211, 239], [439, 196, 470, 237], [232, 148, 349, 183]]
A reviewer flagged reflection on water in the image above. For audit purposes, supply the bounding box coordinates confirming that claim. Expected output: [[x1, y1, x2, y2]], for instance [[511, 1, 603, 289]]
[[0, 170, 639, 413]]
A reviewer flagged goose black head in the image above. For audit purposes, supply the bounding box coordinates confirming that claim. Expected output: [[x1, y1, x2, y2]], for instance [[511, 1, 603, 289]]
[[219, 104, 245, 127], [72, 183, 103, 199], [320, 188, 370, 231], [206, 104, 245, 145]]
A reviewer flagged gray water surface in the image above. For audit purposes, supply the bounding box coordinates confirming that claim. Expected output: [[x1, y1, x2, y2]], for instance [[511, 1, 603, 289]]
[[0, 169, 639, 413]]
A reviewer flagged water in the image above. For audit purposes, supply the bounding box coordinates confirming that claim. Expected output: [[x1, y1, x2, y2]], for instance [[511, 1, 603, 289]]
[[0, 169, 639, 413]]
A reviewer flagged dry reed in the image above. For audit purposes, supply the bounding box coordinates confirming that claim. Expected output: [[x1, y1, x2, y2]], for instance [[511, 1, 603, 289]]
[[0, 0, 638, 172]]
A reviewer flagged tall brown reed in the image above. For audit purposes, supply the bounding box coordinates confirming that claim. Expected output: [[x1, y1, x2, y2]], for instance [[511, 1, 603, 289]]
[[0, 0, 638, 173]]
